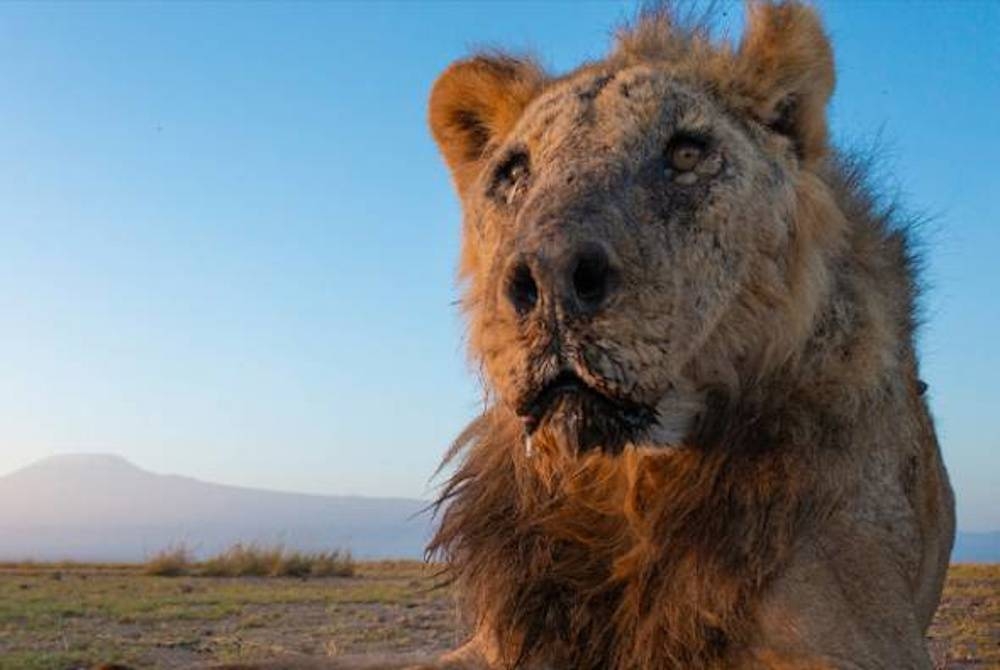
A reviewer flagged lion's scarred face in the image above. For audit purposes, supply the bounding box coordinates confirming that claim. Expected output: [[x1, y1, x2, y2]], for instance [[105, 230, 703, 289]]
[[430, 6, 840, 455]]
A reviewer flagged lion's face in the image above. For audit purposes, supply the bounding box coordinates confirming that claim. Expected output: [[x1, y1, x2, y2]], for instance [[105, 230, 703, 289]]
[[465, 69, 799, 453], [430, 8, 838, 454]]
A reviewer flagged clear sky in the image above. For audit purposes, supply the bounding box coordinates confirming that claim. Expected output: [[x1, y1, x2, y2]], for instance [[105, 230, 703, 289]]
[[0, 2, 997, 529]]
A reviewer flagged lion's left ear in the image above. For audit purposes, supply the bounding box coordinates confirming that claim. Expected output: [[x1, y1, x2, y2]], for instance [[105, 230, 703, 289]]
[[733, 2, 835, 165]]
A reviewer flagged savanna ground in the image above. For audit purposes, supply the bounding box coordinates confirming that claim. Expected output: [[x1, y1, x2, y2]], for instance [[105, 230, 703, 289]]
[[0, 561, 996, 669]]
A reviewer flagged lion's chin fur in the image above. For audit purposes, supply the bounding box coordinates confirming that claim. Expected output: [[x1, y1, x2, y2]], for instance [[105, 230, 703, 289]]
[[429, 391, 832, 670]]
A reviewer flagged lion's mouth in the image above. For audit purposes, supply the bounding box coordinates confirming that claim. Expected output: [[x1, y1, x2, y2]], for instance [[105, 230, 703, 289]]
[[516, 370, 590, 434], [516, 370, 656, 454]]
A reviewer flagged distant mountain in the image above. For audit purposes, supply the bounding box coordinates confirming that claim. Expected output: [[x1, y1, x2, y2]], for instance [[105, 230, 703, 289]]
[[953, 531, 1000, 563], [1, 454, 995, 564], [0, 454, 431, 562]]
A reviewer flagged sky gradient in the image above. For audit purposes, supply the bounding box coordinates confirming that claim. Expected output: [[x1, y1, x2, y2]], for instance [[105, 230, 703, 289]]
[[1, 1, 997, 529]]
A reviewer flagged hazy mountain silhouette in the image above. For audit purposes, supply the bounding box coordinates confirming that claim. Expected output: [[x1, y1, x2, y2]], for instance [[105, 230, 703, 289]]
[[0, 454, 432, 562], [953, 531, 1000, 563], [1, 454, 995, 563]]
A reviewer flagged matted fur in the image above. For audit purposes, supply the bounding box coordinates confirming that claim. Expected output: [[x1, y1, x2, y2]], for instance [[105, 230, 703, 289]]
[[426, 2, 954, 669]]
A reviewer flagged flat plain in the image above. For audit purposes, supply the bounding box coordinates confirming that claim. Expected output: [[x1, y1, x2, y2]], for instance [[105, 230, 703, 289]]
[[0, 562, 996, 669]]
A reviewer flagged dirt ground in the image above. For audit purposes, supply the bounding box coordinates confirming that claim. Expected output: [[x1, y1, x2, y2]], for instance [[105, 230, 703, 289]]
[[0, 561, 996, 669]]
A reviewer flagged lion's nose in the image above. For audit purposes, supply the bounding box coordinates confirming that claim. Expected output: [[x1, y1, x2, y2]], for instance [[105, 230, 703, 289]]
[[504, 257, 540, 317], [503, 241, 618, 317], [568, 242, 616, 313]]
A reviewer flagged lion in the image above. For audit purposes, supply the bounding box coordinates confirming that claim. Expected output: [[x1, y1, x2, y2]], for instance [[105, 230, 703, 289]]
[[420, 2, 955, 669]]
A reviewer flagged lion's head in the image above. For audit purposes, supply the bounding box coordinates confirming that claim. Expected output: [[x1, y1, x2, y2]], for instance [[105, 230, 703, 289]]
[[430, 4, 845, 456]]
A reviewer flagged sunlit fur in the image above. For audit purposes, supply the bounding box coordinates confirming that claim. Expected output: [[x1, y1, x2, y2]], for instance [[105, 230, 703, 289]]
[[426, 2, 954, 668]]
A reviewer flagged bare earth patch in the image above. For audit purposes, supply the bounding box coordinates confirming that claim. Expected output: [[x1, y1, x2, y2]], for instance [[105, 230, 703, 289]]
[[0, 562, 995, 669], [927, 564, 1000, 669]]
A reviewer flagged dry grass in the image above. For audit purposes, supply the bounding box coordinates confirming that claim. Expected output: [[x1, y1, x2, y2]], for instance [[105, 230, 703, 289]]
[[0, 559, 134, 572], [0, 561, 994, 669], [927, 563, 1000, 668], [0, 560, 449, 669], [143, 543, 355, 578], [143, 545, 195, 577]]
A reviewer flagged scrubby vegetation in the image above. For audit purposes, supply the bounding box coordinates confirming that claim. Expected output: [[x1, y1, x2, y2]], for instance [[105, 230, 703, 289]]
[[0, 560, 442, 669], [143, 543, 355, 578], [143, 545, 194, 577], [0, 561, 993, 669], [926, 563, 1000, 667]]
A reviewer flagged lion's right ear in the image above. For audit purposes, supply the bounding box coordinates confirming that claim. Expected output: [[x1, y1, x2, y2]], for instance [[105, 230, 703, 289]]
[[429, 56, 546, 195], [732, 2, 835, 166]]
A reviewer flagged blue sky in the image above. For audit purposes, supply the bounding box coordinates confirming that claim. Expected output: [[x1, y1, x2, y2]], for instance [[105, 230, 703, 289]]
[[0, 2, 997, 530]]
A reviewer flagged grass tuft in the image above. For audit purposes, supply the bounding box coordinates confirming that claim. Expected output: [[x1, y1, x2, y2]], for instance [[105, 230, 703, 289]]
[[142, 543, 354, 578], [143, 545, 194, 576], [306, 550, 355, 577]]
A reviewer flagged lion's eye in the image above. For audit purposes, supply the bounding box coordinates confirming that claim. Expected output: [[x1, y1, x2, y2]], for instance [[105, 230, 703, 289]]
[[491, 151, 530, 205], [666, 135, 706, 173]]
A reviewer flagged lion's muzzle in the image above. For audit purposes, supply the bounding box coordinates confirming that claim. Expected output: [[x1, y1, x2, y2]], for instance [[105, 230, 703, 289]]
[[516, 369, 656, 454]]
